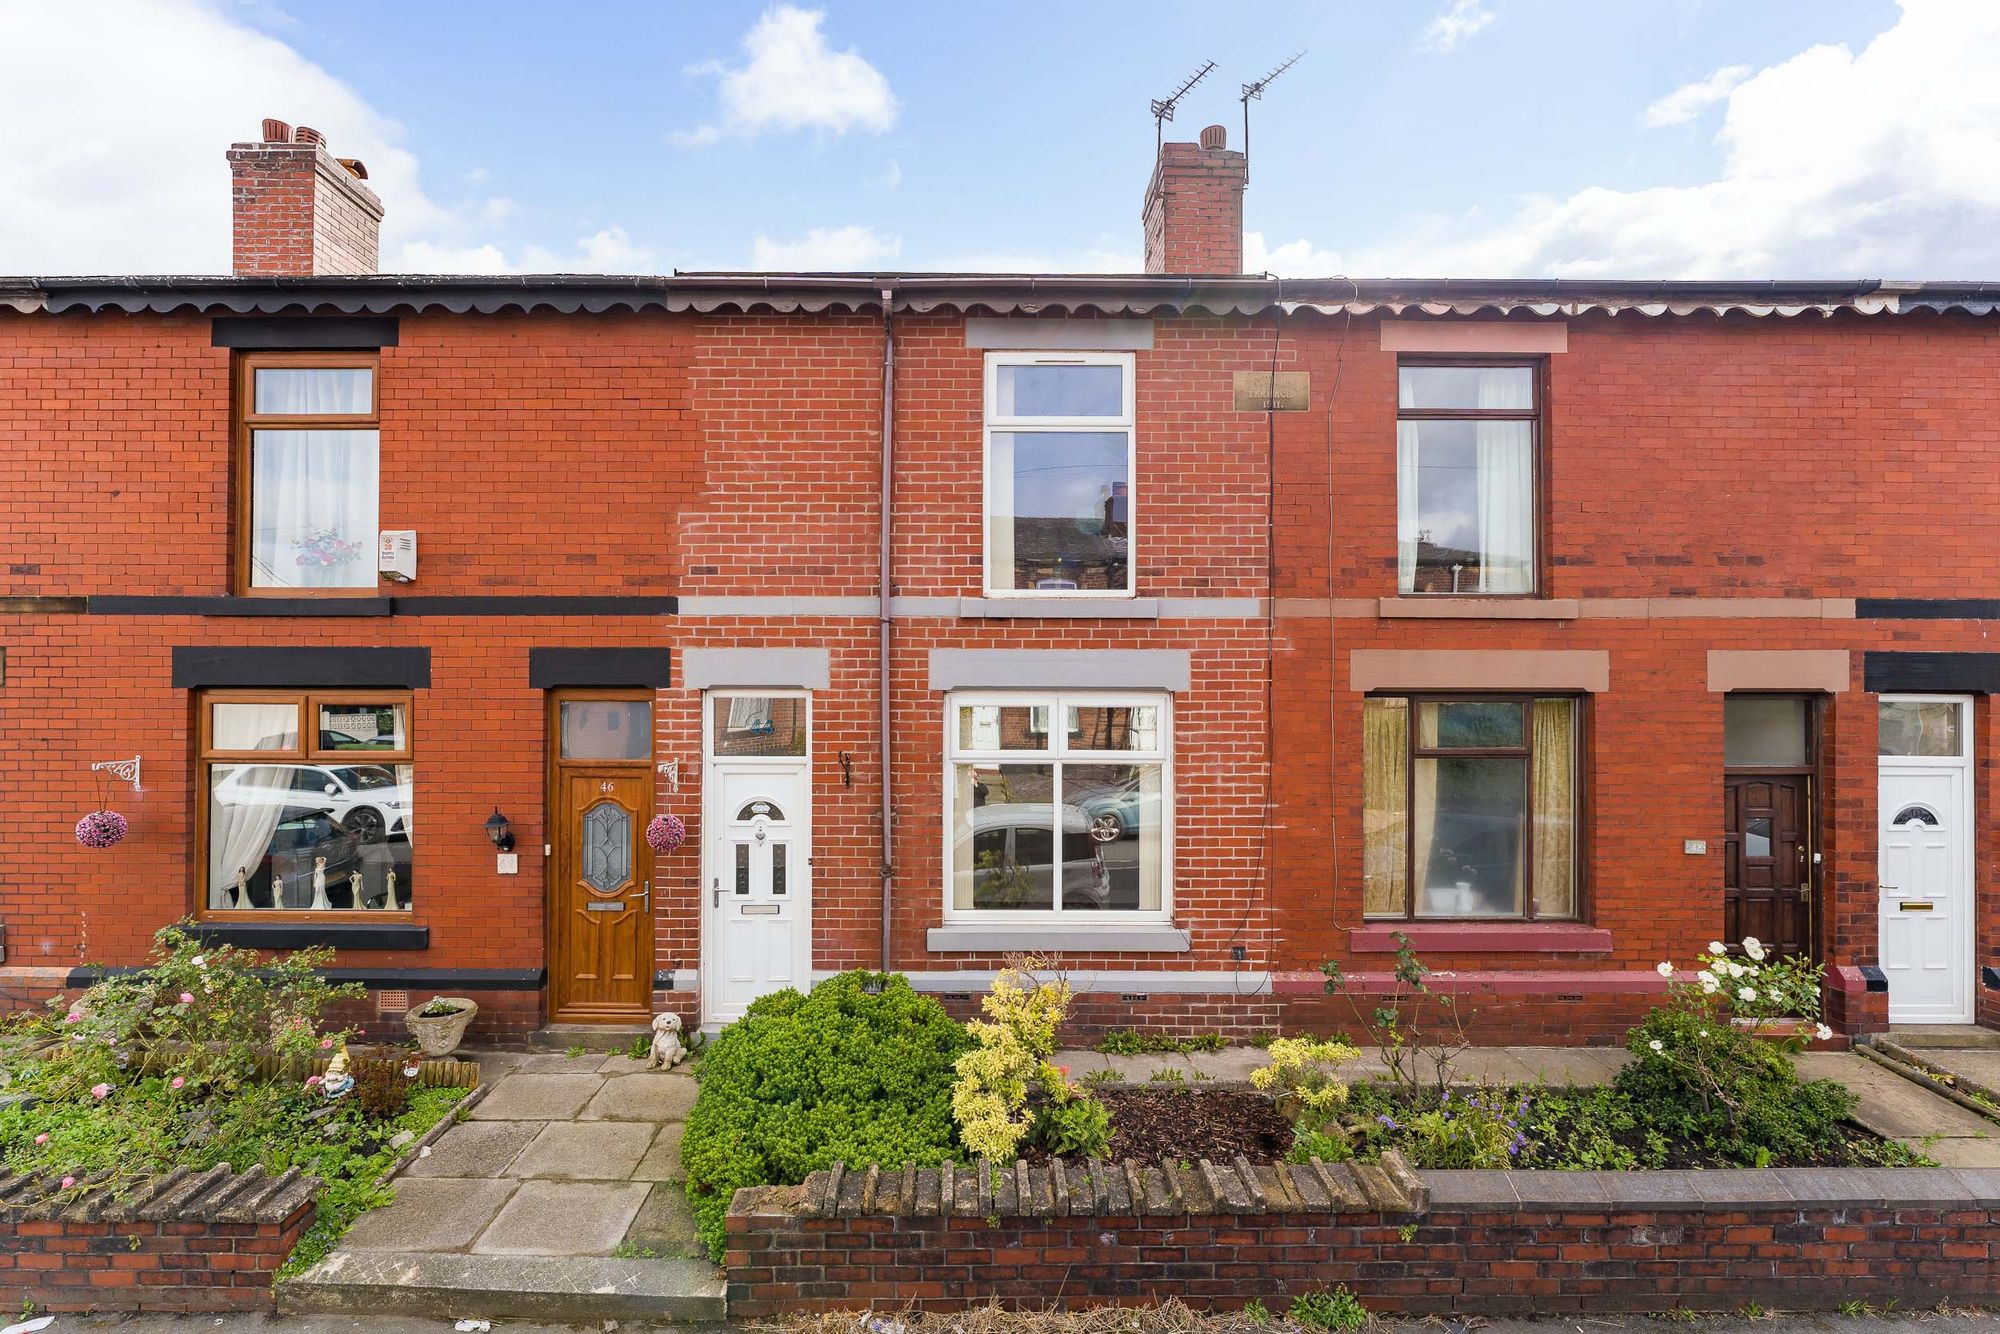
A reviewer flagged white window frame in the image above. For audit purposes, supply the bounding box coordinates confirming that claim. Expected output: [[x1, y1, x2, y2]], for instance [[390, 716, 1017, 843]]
[[982, 351, 1137, 598], [941, 689, 1172, 925]]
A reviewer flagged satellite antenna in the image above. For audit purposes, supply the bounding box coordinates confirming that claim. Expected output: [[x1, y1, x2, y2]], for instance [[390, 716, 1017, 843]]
[[1240, 51, 1305, 184], [1151, 60, 1217, 153]]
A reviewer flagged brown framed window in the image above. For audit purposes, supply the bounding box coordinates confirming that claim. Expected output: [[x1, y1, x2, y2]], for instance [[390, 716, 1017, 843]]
[[1362, 695, 1580, 920], [1395, 359, 1541, 595], [235, 352, 380, 594], [197, 690, 414, 916]]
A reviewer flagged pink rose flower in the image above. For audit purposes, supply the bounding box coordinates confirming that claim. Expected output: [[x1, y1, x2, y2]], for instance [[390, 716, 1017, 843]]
[[90, 1083, 111, 1099], [60, 1176, 75, 1189], [170, 1077, 185, 1090], [305, 1075, 322, 1088], [320, 1038, 334, 1050], [178, 992, 194, 1005], [34, 1133, 48, 1146], [63, 1013, 80, 1025]]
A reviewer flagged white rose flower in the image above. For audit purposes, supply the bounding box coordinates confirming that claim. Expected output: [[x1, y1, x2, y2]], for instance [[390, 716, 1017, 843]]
[[1655, 962, 1675, 978], [1698, 972, 1720, 994], [1725, 960, 1746, 978], [1739, 986, 1758, 1002], [1707, 941, 1727, 957], [1698, 1030, 1709, 1038], [1648, 1039, 1664, 1052], [1742, 937, 1766, 962], [1816, 1023, 1833, 1042]]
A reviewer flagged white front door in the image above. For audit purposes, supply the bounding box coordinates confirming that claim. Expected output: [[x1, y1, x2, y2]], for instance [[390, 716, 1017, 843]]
[[1877, 695, 1974, 1025]]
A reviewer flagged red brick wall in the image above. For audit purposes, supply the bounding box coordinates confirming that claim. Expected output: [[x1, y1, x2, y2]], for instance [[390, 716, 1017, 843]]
[[1142, 136, 1246, 274], [728, 1201, 2000, 1317], [0, 1208, 313, 1313], [6, 298, 2000, 1037], [1267, 311, 2000, 1029]]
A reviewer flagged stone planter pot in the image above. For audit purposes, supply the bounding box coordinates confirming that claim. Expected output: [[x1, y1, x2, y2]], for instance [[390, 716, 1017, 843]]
[[404, 997, 478, 1056]]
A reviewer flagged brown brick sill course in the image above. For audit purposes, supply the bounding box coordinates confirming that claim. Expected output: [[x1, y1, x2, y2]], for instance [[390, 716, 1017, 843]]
[[726, 1156, 2000, 1317], [0, 1164, 321, 1314]]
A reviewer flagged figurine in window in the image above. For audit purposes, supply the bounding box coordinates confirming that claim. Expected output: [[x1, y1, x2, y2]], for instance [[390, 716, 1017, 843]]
[[311, 856, 332, 910]]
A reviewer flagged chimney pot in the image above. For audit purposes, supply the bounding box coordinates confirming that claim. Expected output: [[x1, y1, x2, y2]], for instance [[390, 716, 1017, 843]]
[[1199, 124, 1227, 149], [261, 118, 291, 143], [293, 125, 324, 146]]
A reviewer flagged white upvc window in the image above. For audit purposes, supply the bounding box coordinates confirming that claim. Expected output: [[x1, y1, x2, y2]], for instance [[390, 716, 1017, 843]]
[[943, 690, 1171, 922], [983, 351, 1136, 596]]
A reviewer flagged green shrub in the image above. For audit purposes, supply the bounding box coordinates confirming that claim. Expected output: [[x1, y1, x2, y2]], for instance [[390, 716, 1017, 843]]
[[1614, 1004, 1855, 1164], [680, 971, 971, 1261], [1036, 1089, 1111, 1157]]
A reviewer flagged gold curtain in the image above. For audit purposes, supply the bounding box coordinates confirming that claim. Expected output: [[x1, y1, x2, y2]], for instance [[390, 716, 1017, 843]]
[[1362, 699, 1407, 916], [1530, 698, 1576, 918]]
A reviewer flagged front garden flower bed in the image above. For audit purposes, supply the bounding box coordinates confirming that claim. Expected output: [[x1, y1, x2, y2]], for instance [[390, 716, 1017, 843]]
[[682, 941, 1926, 1267], [0, 925, 470, 1291]]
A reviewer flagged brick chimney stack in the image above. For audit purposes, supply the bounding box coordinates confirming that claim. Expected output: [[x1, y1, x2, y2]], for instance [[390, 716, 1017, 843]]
[[227, 118, 383, 277], [1142, 123, 1246, 274]]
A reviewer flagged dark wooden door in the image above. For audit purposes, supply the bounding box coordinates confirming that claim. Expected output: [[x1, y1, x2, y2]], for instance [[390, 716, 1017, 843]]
[[549, 769, 654, 1022], [1723, 774, 1812, 958]]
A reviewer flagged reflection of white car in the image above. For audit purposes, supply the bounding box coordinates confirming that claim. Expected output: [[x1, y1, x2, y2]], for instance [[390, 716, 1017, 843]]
[[212, 764, 411, 839], [955, 802, 1109, 910]]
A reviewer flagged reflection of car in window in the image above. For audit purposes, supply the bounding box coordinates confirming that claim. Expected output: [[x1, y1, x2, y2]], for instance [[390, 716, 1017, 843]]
[[956, 803, 1109, 910], [212, 763, 411, 839], [1069, 774, 1145, 840]]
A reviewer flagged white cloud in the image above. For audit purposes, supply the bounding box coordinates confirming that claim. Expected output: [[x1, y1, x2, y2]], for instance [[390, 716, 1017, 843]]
[[1245, 232, 1345, 278], [1345, 0, 2000, 279], [0, 0, 654, 275], [883, 159, 903, 190], [1643, 64, 1752, 127], [1421, 0, 1495, 54], [750, 225, 900, 270], [677, 5, 896, 145]]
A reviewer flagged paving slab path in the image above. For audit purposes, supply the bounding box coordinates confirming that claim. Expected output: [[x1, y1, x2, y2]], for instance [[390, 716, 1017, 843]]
[[280, 1048, 721, 1323]]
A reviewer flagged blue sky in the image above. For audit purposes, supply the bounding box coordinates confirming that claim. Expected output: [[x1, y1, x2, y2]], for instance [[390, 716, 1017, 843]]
[[5, 1, 1997, 278]]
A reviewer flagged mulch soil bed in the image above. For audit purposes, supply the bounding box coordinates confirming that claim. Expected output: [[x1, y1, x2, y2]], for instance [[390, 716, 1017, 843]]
[[1099, 1087, 1293, 1164]]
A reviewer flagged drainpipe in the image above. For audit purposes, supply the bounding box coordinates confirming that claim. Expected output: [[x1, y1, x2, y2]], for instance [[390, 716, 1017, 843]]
[[878, 285, 897, 971]]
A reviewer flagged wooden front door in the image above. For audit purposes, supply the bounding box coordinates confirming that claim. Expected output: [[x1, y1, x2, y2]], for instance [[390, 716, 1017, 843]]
[[1723, 774, 1812, 958], [550, 769, 654, 1022]]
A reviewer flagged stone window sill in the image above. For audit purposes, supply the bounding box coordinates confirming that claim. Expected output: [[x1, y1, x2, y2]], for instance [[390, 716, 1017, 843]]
[[926, 924, 1191, 954], [1378, 597, 1580, 621], [1349, 922, 1613, 955], [958, 597, 1160, 620]]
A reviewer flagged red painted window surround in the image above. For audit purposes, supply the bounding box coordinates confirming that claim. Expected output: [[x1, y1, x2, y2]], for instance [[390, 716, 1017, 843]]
[[1347, 922, 1615, 955]]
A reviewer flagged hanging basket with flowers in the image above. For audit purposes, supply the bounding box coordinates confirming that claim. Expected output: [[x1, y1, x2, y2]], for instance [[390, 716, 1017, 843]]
[[646, 813, 687, 854], [75, 810, 129, 849]]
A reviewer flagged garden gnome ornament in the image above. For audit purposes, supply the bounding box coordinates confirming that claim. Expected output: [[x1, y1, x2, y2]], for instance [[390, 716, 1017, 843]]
[[648, 1012, 688, 1069], [321, 1044, 353, 1099]]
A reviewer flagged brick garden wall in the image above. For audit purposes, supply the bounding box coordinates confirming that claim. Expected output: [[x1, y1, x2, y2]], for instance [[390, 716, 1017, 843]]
[[727, 1156, 2000, 1317], [0, 1165, 319, 1313]]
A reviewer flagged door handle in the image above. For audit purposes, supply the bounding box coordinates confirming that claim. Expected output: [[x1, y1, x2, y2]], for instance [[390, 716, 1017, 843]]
[[636, 879, 651, 915]]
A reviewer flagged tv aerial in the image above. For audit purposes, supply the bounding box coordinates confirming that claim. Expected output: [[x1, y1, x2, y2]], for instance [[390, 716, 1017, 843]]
[[1151, 60, 1217, 152], [1241, 51, 1305, 183]]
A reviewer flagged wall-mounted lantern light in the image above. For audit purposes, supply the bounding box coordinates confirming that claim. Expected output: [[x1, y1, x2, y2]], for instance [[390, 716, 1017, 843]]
[[485, 808, 515, 852]]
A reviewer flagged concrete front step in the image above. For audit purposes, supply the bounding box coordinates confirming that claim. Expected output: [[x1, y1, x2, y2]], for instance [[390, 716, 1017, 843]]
[[529, 1024, 652, 1053], [278, 1249, 726, 1322], [1885, 1025, 2000, 1050]]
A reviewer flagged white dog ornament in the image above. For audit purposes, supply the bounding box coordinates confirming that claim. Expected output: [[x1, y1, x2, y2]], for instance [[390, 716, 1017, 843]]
[[649, 1011, 688, 1069]]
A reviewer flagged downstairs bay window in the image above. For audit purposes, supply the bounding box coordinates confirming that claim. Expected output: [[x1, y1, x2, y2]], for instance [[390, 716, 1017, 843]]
[[1362, 695, 1579, 920], [199, 691, 414, 915], [946, 692, 1169, 919]]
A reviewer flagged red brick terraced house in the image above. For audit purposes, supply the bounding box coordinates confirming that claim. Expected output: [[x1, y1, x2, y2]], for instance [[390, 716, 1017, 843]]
[[2, 117, 1997, 1044]]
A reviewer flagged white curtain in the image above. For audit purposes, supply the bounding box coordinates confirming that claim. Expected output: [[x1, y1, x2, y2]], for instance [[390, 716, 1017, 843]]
[[1395, 421, 1421, 592], [1474, 368, 1533, 594], [256, 367, 371, 415], [207, 704, 298, 910], [250, 430, 378, 589], [1474, 420, 1534, 593]]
